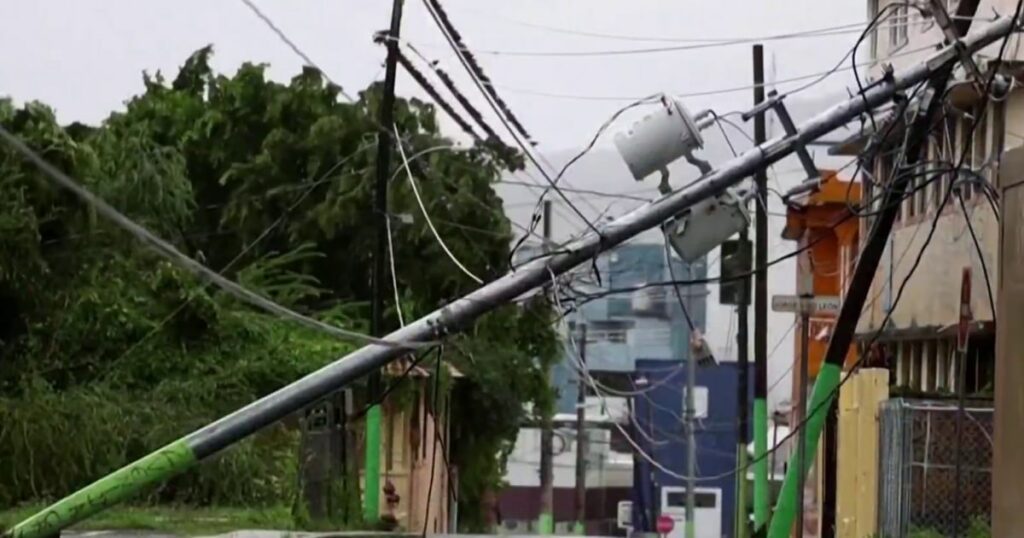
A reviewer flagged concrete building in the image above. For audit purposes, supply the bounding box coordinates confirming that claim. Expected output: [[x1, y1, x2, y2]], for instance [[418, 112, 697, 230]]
[[498, 396, 634, 535], [840, 0, 1024, 399], [551, 243, 708, 414], [630, 360, 753, 538], [837, 1, 1024, 533]]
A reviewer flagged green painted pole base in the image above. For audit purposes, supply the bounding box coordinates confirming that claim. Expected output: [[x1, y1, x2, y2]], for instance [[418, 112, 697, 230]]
[[363, 404, 382, 523], [767, 363, 841, 538], [3, 440, 196, 538], [753, 398, 770, 531], [736, 447, 749, 538], [538, 512, 553, 534]]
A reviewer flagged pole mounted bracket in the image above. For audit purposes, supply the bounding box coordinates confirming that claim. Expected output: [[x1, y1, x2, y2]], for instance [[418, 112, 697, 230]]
[[927, 0, 988, 88], [742, 91, 820, 184]]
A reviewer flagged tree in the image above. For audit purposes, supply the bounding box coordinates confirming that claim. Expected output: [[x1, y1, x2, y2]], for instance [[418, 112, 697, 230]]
[[0, 47, 559, 529]]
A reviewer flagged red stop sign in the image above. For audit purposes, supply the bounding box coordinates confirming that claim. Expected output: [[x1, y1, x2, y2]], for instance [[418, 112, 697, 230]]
[[656, 515, 675, 534]]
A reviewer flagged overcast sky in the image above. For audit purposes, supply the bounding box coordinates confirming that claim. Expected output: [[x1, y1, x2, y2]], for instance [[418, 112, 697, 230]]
[[2, 0, 876, 409]]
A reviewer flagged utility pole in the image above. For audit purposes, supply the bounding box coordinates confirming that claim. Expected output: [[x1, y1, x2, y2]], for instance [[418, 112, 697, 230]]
[[685, 324, 697, 538], [574, 323, 588, 535], [766, 3, 985, 537], [538, 200, 555, 535], [954, 267, 972, 537], [751, 43, 771, 534], [11, 19, 1013, 538], [795, 281, 811, 538], [736, 233, 750, 538], [365, 0, 404, 524]]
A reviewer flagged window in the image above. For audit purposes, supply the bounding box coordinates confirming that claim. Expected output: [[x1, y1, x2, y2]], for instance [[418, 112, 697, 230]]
[[959, 114, 974, 200], [906, 176, 917, 218], [889, 3, 909, 49], [916, 170, 927, 216], [942, 115, 957, 199], [869, 0, 880, 59], [930, 133, 943, 208], [666, 491, 718, 509], [862, 164, 875, 241], [972, 106, 988, 196]]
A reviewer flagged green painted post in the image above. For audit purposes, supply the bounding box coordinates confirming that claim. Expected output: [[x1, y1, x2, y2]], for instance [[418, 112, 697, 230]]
[[363, 404, 382, 522], [767, 363, 840, 538], [753, 399, 770, 527], [3, 440, 196, 538]]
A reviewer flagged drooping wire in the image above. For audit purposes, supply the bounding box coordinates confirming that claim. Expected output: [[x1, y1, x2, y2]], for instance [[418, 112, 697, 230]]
[[394, 124, 484, 284], [0, 123, 435, 350], [421, 347, 444, 537], [956, 190, 997, 322], [391, 46, 483, 143], [419, 0, 605, 238]]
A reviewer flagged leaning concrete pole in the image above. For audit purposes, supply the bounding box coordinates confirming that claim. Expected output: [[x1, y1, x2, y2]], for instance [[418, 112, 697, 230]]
[[2, 16, 1016, 538]]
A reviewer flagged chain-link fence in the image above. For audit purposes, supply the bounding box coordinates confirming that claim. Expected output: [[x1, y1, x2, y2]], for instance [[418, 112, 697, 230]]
[[878, 398, 994, 537]]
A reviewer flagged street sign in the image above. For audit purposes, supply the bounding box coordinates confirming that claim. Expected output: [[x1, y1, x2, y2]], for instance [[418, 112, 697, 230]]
[[771, 294, 841, 315], [656, 514, 675, 535]]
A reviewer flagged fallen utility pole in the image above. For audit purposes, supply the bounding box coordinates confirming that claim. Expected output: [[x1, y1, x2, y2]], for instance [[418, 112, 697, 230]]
[[366, 0, 405, 523], [4, 16, 1015, 538], [765, 2, 989, 537], [751, 43, 771, 534]]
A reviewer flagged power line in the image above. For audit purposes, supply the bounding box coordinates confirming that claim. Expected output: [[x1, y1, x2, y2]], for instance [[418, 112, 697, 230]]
[[446, 7, 953, 45], [422, 0, 533, 142], [237, 0, 356, 102], [956, 190, 996, 321], [419, 0, 604, 237], [0, 123, 434, 350], [423, 18, 941, 57], [483, 42, 940, 102], [497, 179, 657, 202], [395, 124, 484, 284]]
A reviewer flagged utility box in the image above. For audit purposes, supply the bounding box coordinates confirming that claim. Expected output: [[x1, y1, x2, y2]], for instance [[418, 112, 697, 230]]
[[299, 390, 351, 521], [719, 238, 752, 306]]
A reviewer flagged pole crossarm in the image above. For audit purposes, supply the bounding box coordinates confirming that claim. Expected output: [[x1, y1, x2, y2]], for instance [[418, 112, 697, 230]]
[[3, 15, 1018, 538]]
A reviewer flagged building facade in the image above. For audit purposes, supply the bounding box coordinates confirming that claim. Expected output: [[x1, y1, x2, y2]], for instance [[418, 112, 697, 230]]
[[630, 360, 752, 538], [846, 0, 1024, 401], [552, 243, 708, 414]]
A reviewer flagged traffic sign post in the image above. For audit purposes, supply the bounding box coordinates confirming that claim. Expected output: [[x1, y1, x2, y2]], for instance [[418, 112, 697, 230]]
[[770, 293, 840, 538], [954, 268, 972, 535]]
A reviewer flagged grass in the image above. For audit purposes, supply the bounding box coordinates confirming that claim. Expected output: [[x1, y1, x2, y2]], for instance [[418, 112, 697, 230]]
[[0, 505, 297, 536]]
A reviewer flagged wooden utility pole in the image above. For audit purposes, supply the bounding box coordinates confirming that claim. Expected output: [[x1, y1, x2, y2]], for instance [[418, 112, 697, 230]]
[[751, 43, 771, 534], [365, 0, 404, 523], [736, 233, 750, 538], [538, 200, 555, 534], [574, 323, 588, 535]]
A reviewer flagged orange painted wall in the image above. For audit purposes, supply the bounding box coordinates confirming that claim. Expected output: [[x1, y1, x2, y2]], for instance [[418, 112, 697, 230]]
[[784, 176, 861, 381]]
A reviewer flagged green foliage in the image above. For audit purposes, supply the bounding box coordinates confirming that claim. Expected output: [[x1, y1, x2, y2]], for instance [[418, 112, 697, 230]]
[[0, 45, 559, 531]]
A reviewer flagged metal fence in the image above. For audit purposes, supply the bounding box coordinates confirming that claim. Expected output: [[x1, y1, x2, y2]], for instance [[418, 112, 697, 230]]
[[878, 398, 994, 537]]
